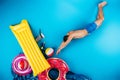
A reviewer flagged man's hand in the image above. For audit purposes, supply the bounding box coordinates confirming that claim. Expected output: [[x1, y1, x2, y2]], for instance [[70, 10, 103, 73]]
[[56, 48, 61, 54]]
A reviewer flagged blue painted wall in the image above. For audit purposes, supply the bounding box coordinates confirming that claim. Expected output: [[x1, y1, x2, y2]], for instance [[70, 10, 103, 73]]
[[0, 0, 120, 80]]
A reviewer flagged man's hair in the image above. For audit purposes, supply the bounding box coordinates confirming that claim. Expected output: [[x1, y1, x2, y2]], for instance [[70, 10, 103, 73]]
[[63, 35, 69, 42]]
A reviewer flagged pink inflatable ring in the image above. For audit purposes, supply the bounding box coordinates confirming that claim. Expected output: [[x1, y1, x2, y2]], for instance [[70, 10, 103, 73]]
[[38, 58, 69, 80], [12, 54, 32, 76]]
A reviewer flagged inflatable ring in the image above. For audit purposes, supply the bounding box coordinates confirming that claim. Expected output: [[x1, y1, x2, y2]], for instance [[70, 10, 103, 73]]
[[12, 54, 32, 76], [38, 58, 69, 80]]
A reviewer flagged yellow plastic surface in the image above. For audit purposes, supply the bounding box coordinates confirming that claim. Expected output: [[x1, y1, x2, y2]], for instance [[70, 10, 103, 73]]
[[10, 20, 50, 76]]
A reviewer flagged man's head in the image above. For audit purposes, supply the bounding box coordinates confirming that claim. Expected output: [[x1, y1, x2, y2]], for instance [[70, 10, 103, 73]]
[[63, 35, 69, 42]]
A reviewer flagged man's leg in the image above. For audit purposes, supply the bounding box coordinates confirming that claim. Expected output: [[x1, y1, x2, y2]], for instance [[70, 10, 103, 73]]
[[95, 1, 107, 27]]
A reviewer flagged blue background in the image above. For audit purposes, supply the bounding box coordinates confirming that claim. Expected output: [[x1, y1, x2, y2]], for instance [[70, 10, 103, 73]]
[[0, 0, 120, 80]]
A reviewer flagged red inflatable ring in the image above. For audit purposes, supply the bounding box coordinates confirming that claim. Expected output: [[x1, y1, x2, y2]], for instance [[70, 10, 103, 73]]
[[38, 58, 69, 80]]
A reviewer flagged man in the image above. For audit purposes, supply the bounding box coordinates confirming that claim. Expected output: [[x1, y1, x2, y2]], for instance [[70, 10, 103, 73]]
[[57, 1, 107, 54]]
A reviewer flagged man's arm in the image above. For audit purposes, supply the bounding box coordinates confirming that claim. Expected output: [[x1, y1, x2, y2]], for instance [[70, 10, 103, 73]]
[[56, 35, 73, 54]]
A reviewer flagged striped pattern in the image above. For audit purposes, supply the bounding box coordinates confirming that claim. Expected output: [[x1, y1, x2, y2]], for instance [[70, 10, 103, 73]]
[[10, 20, 50, 76]]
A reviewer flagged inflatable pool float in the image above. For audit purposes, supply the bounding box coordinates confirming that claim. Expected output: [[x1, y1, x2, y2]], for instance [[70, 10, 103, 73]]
[[38, 58, 69, 80], [12, 54, 32, 76], [10, 20, 50, 76]]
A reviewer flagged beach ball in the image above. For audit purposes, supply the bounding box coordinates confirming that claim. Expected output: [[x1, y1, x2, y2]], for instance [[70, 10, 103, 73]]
[[45, 48, 54, 57]]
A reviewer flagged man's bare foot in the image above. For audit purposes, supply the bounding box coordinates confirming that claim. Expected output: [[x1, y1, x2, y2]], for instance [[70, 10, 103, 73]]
[[98, 1, 107, 8]]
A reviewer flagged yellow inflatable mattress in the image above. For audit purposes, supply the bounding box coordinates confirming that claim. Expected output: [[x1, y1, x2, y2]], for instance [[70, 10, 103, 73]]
[[10, 20, 50, 76]]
